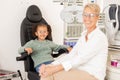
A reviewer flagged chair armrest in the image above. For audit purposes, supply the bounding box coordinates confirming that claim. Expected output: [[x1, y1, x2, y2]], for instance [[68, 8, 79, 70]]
[[16, 52, 35, 72], [52, 48, 68, 57], [16, 52, 28, 61], [58, 48, 68, 53]]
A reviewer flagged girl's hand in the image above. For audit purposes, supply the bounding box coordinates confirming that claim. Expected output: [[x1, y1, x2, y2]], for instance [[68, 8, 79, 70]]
[[67, 47, 72, 52], [24, 48, 33, 55]]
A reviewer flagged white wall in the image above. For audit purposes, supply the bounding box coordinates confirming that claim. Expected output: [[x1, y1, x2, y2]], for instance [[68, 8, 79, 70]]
[[0, 0, 63, 79]]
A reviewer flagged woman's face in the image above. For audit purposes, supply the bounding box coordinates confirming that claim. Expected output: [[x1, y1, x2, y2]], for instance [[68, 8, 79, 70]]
[[35, 26, 48, 41], [83, 7, 99, 30]]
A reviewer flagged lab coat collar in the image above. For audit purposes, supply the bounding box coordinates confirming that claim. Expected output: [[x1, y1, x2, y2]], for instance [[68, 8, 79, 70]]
[[81, 27, 99, 39]]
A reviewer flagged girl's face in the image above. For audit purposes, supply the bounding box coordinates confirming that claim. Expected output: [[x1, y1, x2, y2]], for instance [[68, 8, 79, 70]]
[[83, 7, 99, 31], [35, 26, 48, 41]]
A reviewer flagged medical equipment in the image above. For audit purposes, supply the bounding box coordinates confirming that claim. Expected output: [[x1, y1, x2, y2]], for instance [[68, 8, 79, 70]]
[[60, 5, 83, 23], [103, 4, 120, 46], [106, 50, 120, 80], [53, 0, 83, 47], [53, 0, 83, 5], [110, 53, 120, 68], [104, 5, 120, 79]]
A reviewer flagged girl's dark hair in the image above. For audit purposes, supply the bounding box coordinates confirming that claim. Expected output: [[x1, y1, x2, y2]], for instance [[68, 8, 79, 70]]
[[32, 23, 52, 41]]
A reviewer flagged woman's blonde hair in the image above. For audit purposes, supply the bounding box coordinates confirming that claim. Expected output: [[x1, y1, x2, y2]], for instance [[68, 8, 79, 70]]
[[84, 3, 100, 14]]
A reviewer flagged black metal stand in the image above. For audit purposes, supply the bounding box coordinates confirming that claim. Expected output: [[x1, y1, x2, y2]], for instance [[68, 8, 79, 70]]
[[17, 70, 23, 80]]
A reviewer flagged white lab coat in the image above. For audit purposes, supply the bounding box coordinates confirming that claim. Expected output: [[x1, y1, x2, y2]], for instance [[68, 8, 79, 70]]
[[52, 27, 108, 80]]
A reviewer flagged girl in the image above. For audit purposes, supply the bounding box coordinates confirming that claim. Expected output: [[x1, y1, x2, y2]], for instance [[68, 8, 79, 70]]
[[18, 23, 71, 73]]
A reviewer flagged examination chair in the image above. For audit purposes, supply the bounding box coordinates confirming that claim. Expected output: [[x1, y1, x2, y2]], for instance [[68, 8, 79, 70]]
[[16, 5, 68, 80]]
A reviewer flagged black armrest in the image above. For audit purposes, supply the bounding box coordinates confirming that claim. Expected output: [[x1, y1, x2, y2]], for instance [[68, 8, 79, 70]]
[[58, 48, 68, 53], [52, 48, 68, 57], [16, 52, 28, 61], [16, 52, 35, 72]]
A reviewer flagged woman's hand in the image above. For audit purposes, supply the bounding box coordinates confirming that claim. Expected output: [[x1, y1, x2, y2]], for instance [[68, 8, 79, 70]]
[[39, 64, 64, 78], [39, 64, 55, 77], [39, 64, 46, 76]]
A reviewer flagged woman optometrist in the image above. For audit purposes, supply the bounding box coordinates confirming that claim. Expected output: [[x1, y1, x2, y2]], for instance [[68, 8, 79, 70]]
[[39, 3, 108, 80]]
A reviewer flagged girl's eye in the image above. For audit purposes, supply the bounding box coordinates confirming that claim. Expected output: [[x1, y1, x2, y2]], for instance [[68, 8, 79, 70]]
[[39, 31, 47, 33]]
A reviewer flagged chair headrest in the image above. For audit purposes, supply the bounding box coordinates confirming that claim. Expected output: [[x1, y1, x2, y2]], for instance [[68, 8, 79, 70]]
[[26, 5, 42, 22]]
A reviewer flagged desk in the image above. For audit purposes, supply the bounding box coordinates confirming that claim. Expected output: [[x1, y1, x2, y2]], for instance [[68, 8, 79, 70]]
[[0, 69, 19, 80], [106, 49, 120, 80]]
